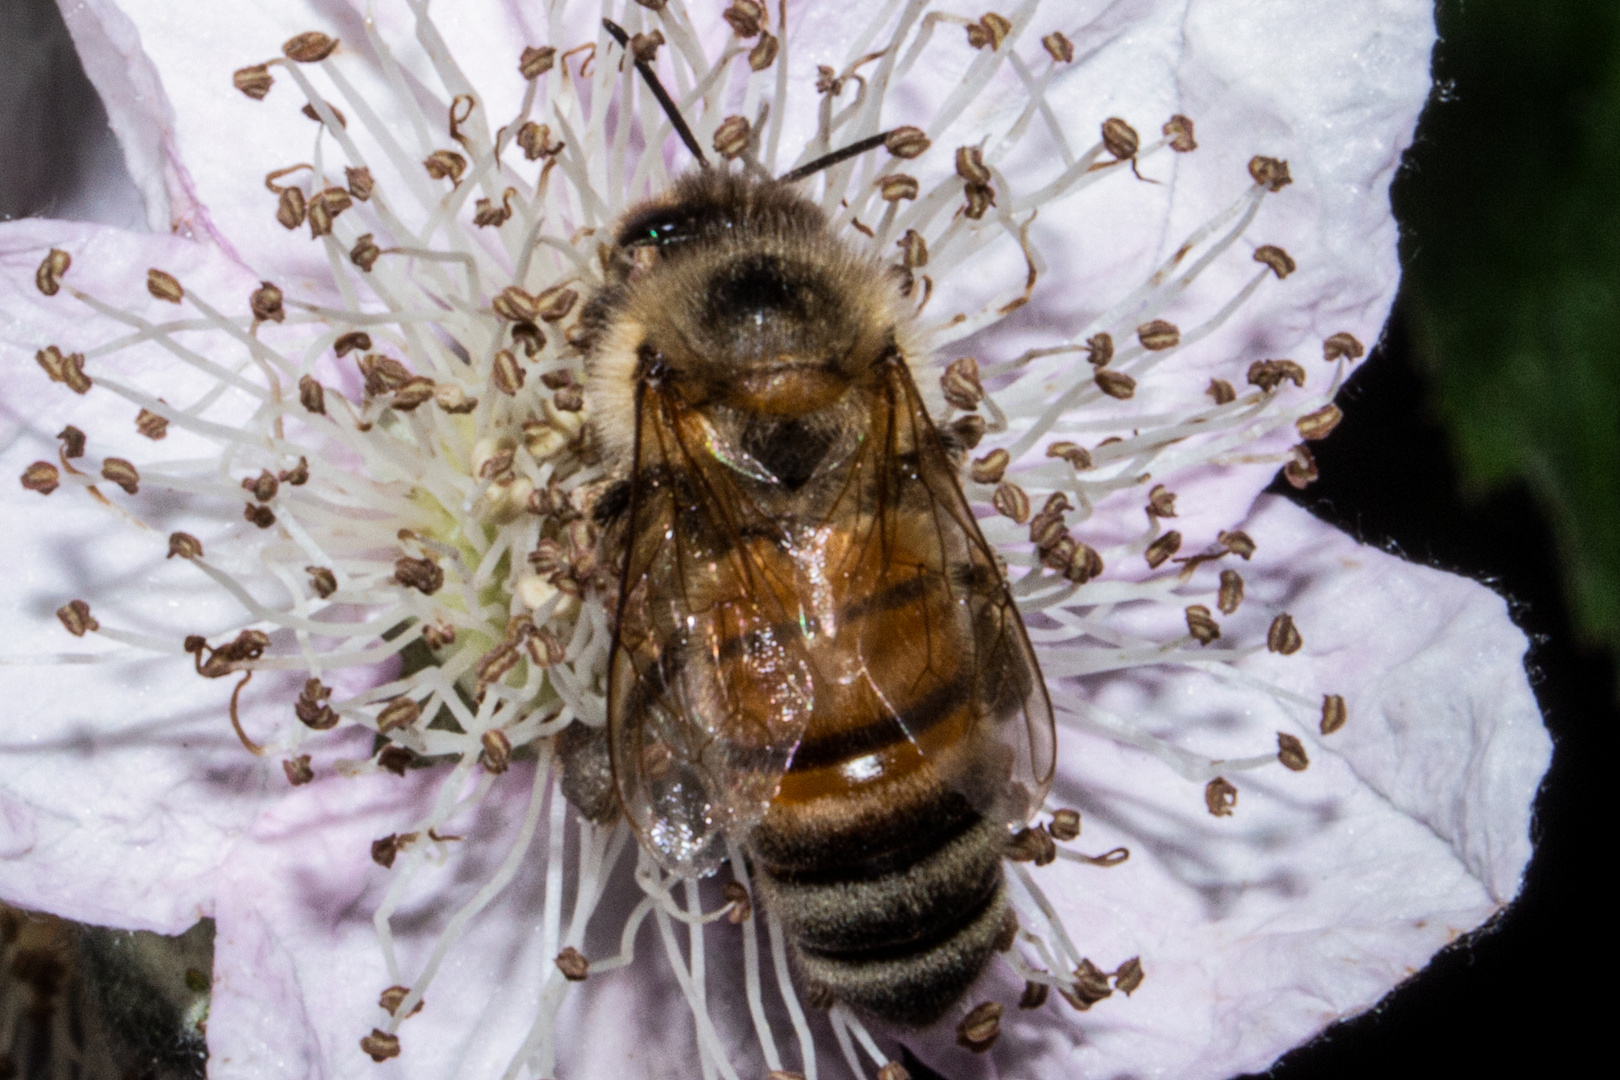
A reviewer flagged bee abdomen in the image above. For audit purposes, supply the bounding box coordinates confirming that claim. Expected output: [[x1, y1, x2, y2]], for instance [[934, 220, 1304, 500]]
[[750, 812, 1013, 1027]]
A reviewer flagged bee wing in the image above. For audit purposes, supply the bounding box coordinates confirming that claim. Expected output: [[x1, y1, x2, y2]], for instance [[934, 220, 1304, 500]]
[[607, 378, 818, 877], [807, 356, 1056, 826]]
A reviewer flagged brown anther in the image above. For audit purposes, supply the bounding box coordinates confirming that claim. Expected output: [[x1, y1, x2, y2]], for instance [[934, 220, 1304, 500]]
[[359, 354, 412, 396], [896, 229, 928, 270], [630, 29, 666, 64], [526, 626, 568, 667], [187, 629, 269, 680], [1283, 442, 1319, 489], [948, 414, 987, 452], [553, 385, 585, 412], [233, 64, 274, 100], [492, 349, 525, 395], [1042, 31, 1075, 63], [349, 233, 381, 271], [723, 0, 766, 37], [719, 880, 752, 923], [423, 149, 467, 184], [961, 179, 998, 219], [1163, 114, 1197, 152], [941, 356, 984, 410], [1217, 568, 1244, 614], [276, 186, 307, 230], [167, 532, 204, 560], [965, 12, 1012, 51], [878, 174, 919, 202], [345, 166, 373, 201], [473, 188, 517, 228], [242, 469, 279, 503], [1101, 117, 1140, 160], [511, 321, 547, 357], [359, 1028, 401, 1063], [1020, 980, 1050, 1009], [992, 482, 1031, 524], [249, 281, 286, 324], [1063, 540, 1105, 584], [493, 286, 538, 322], [1144, 530, 1182, 569], [1323, 332, 1366, 363], [297, 374, 327, 415], [477, 729, 512, 774], [955, 145, 992, 186], [1247, 359, 1306, 391], [423, 620, 457, 649], [1277, 732, 1310, 772], [280, 457, 310, 486], [56, 599, 98, 637], [1207, 378, 1236, 405], [377, 746, 416, 776], [1218, 529, 1256, 559], [295, 677, 338, 729], [540, 369, 576, 391], [552, 945, 590, 982], [884, 126, 930, 159], [1184, 604, 1220, 645], [378, 985, 423, 1017], [1137, 319, 1180, 350], [516, 121, 564, 161], [36, 345, 79, 387], [100, 457, 139, 495], [1046, 441, 1092, 470], [283, 755, 314, 786], [434, 384, 477, 414], [392, 377, 437, 411], [146, 269, 184, 304], [35, 248, 71, 295], [957, 1001, 1003, 1052], [535, 284, 579, 322], [876, 1065, 911, 1080], [1296, 403, 1343, 441], [244, 503, 276, 528], [21, 461, 60, 495], [300, 102, 346, 128], [712, 115, 752, 160], [1084, 332, 1114, 367], [1253, 244, 1296, 279], [359, 1029, 400, 1063], [394, 555, 444, 595], [57, 425, 86, 458], [1205, 776, 1238, 816], [298, 566, 335, 599], [478, 449, 515, 483], [307, 186, 352, 238], [1248, 155, 1292, 191], [1319, 693, 1348, 736], [815, 65, 842, 95], [1146, 484, 1177, 518], [283, 32, 339, 62], [1009, 825, 1057, 866], [1114, 956, 1145, 995], [1061, 958, 1114, 1011], [1048, 808, 1081, 842], [377, 696, 421, 734], [1094, 368, 1136, 399], [969, 448, 1010, 484], [520, 45, 557, 79], [1267, 612, 1303, 655]]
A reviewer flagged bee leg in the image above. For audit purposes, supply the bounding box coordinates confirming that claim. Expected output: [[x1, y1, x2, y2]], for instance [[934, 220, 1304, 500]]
[[556, 720, 619, 824]]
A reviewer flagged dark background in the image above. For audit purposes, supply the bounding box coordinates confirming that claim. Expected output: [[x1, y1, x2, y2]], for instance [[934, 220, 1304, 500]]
[[2, 1, 1612, 1078]]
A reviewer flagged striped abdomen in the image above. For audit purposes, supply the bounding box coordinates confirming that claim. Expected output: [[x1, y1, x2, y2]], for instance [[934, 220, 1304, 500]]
[[738, 522, 1018, 1027]]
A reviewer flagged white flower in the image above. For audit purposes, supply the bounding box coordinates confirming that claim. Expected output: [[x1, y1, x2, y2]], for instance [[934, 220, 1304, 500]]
[[0, 3, 1549, 1080]]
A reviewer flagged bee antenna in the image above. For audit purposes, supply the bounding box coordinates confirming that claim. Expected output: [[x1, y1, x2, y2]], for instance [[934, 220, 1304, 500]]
[[778, 131, 894, 184], [602, 19, 711, 169]]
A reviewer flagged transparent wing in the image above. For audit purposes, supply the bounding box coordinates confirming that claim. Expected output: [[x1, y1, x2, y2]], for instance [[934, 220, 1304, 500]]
[[607, 378, 816, 877]]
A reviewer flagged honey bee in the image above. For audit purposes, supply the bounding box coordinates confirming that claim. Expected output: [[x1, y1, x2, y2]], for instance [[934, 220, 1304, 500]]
[[560, 82, 1056, 1023]]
